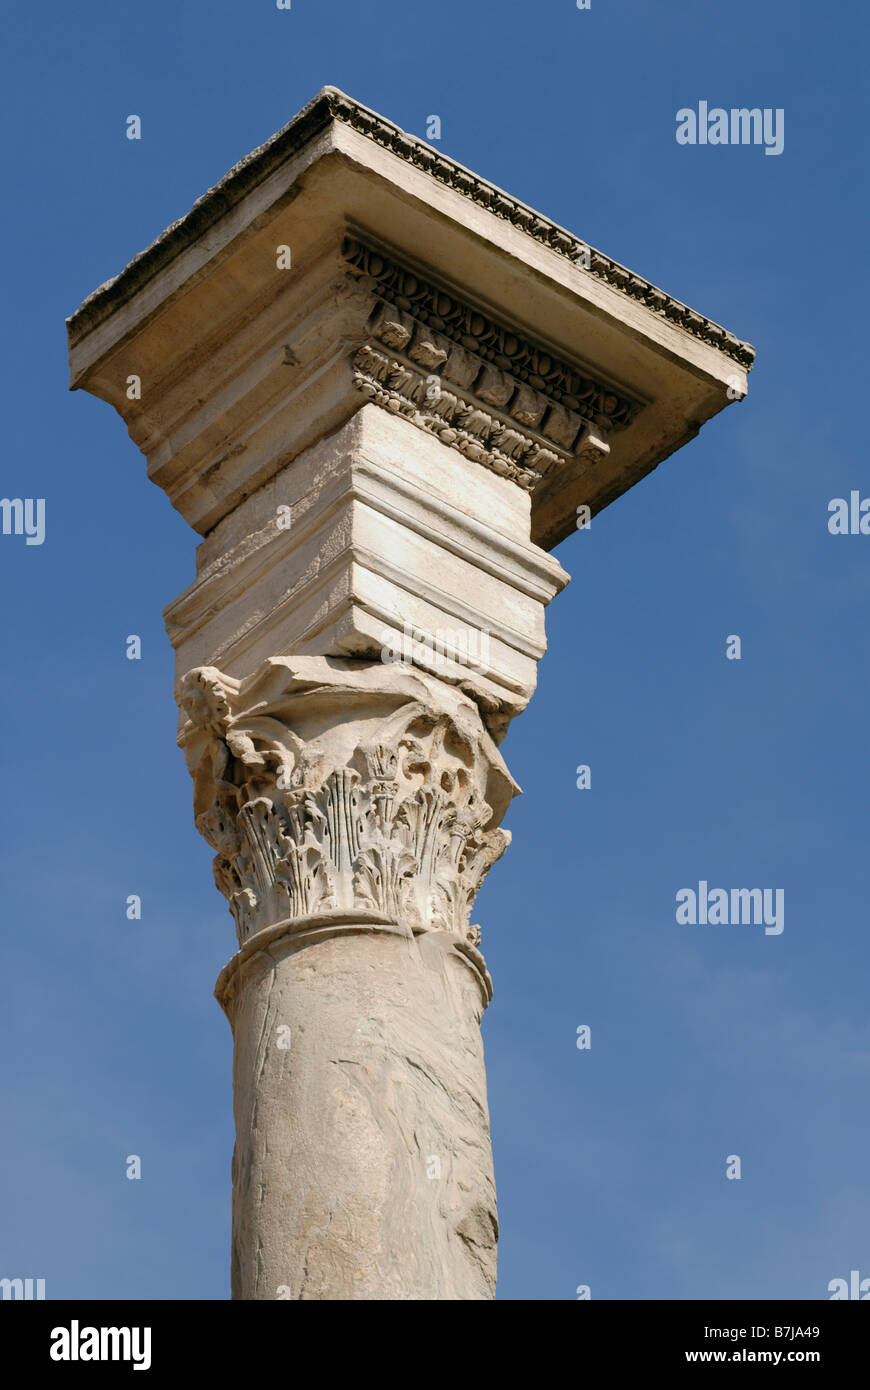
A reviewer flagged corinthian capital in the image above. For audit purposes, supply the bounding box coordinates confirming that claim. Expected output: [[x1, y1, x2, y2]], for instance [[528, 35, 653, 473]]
[[178, 656, 517, 964]]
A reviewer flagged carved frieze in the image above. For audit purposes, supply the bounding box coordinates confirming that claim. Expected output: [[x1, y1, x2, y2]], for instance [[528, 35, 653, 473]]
[[344, 235, 644, 430], [343, 234, 635, 492]]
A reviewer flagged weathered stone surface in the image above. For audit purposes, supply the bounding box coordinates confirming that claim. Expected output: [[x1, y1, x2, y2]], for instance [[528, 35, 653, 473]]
[[165, 408, 569, 740], [221, 925, 496, 1300]]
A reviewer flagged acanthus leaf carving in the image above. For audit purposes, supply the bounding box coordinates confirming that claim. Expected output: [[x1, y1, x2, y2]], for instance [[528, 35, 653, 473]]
[[177, 659, 517, 953]]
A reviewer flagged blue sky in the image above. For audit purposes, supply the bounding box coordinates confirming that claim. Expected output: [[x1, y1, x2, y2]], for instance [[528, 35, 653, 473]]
[[1, 0, 867, 1300]]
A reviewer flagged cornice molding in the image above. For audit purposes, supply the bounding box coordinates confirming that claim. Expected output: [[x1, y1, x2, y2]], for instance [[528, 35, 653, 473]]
[[67, 87, 755, 370]]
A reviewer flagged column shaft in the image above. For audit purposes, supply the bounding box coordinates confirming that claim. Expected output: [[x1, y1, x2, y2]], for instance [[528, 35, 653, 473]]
[[221, 923, 496, 1299]]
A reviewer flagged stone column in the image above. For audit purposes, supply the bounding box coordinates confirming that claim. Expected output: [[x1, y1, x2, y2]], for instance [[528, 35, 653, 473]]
[[66, 87, 752, 1299]]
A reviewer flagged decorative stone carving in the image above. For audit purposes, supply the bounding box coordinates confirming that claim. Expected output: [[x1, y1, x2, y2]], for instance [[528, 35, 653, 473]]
[[351, 345, 555, 490], [344, 233, 634, 490], [178, 656, 518, 955], [344, 234, 644, 431]]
